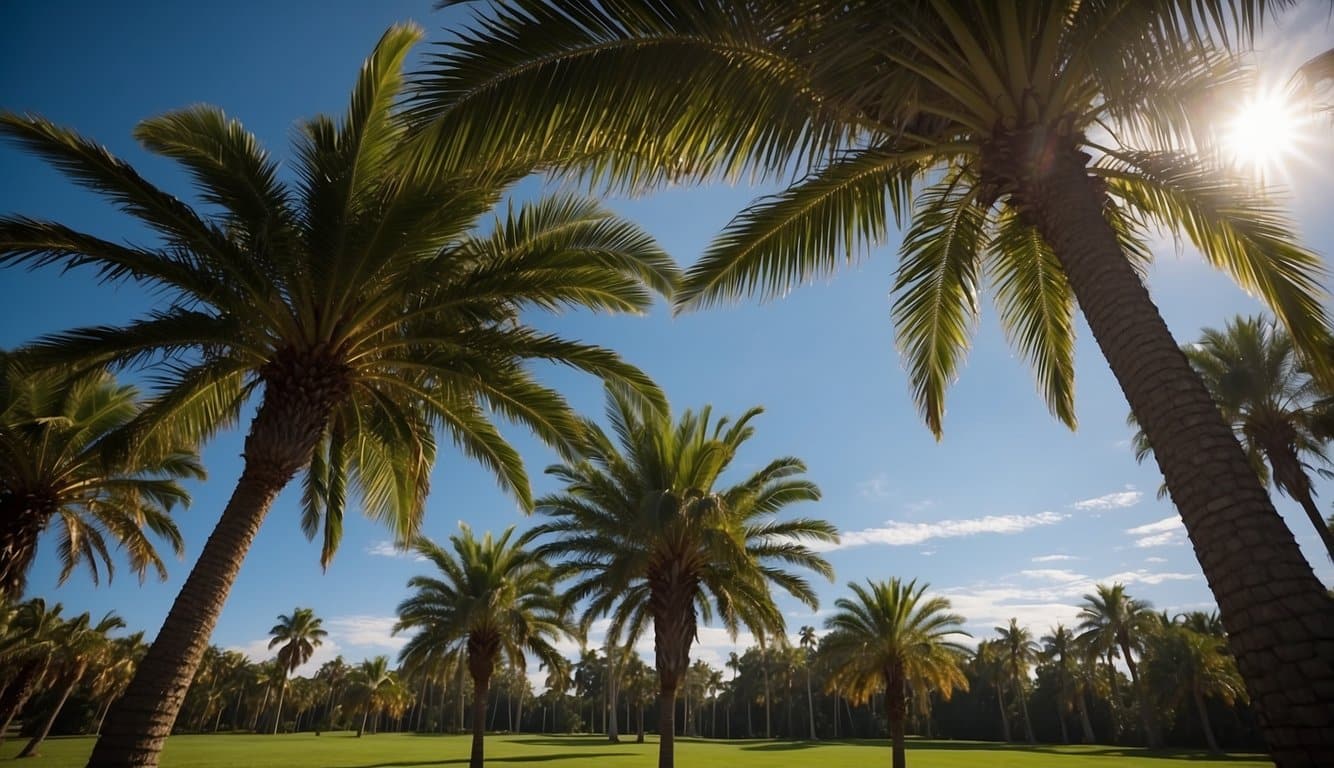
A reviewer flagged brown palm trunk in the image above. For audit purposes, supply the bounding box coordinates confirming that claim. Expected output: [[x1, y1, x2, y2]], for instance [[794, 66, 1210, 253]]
[[885, 667, 907, 768], [1017, 684, 1035, 744], [17, 665, 83, 757], [1276, 461, 1334, 562], [467, 637, 497, 768], [1016, 143, 1334, 766], [0, 662, 46, 746], [1118, 639, 1159, 748], [1194, 687, 1221, 754], [650, 582, 695, 768], [272, 677, 287, 735], [606, 648, 620, 743], [86, 366, 343, 768], [1076, 690, 1096, 744], [995, 682, 1011, 742], [0, 494, 54, 601]]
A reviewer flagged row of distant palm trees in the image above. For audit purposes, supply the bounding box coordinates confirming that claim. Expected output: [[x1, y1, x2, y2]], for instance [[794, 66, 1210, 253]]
[[1, 2, 1332, 767]]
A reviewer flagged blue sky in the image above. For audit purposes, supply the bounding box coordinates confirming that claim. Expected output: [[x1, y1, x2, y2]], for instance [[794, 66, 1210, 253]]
[[2, 0, 1332, 678]]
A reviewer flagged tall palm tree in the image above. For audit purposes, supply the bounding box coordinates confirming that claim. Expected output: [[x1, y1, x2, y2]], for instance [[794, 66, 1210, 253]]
[[531, 388, 837, 768], [1041, 624, 1094, 744], [821, 578, 969, 768], [1078, 583, 1157, 745], [349, 656, 394, 738], [88, 632, 149, 735], [267, 607, 326, 734], [726, 651, 741, 739], [315, 656, 350, 732], [17, 611, 125, 757], [543, 658, 571, 733], [0, 24, 675, 767], [0, 358, 201, 599], [1146, 623, 1248, 754], [799, 625, 818, 740], [995, 619, 1038, 744], [1132, 315, 1334, 561], [0, 597, 64, 744], [393, 525, 572, 768], [416, 5, 1334, 760]]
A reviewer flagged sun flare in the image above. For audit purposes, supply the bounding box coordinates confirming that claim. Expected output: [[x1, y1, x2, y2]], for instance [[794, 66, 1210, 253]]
[[1223, 89, 1302, 176]]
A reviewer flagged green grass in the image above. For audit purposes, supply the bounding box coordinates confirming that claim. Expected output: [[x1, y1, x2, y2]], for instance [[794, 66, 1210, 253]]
[[0, 733, 1272, 767]]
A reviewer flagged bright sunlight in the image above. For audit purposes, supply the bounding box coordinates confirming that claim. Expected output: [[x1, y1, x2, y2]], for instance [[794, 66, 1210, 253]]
[[1223, 87, 1305, 177]]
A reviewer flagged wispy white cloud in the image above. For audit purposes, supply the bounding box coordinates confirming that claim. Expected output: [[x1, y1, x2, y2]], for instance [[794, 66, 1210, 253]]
[[857, 473, 891, 499], [1073, 487, 1142, 511], [1031, 554, 1078, 563], [814, 511, 1065, 551], [1019, 569, 1086, 583], [904, 499, 936, 515], [326, 615, 408, 652], [1126, 516, 1186, 548], [1145, 556, 1168, 564], [365, 540, 426, 561]]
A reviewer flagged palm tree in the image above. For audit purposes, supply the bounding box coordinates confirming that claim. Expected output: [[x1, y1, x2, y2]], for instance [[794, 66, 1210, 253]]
[[267, 607, 327, 735], [995, 619, 1038, 744], [1132, 316, 1334, 561], [0, 358, 202, 599], [971, 640, 1011, 742], [0, 24, 676, 766], [0, 598, 65, 743], [1078, 584, 1157, 745], [315, 656, 350, 732], [88, 632, 149, 735], [725, 651, 741, 740], [543, 658, 571, 733], [1042, 624, 1094, 744], [822, 579, 969, 768], [416, 5, 1334, 760], [393, 525, 572, 768], [799, 625, 818, 740], [17, 611, 125, 757], [1147, 624, 1248, 753], [531, 389, 837, 768], [349, 656, 394, 738]]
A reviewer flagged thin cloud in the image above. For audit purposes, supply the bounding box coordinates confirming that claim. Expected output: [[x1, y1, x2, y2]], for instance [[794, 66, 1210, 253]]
[[1126, 516, 1186, 548], [857, 473, 891, 499], [326, 615, 408, 652], [1019, 569, 1087, 583], [1031, 554, 1079, 562], [365, 540, 426, 561], [1073, 488, 1142, 511], [813, 511, 1066, 551]]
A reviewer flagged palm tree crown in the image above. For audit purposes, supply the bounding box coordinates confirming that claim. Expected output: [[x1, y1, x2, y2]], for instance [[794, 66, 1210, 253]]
[[821, 578, 969, 768], [269, 608, 327, 678], [0, 359, 202, 598], [531, 388, 837, 767], [0, 24, 678, 764]]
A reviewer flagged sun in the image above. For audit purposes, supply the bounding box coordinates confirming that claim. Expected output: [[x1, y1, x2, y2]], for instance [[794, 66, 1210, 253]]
[[1222, 88, 1303, 177]]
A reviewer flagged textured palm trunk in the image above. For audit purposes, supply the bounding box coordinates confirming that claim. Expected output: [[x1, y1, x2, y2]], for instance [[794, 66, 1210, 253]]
[[1018, 144, 1334, 765], [805, 666, 816, 740], [17, 665, 83, 757], [467, 636, 498, 768], [0, 493, 55, 602], [606, 648, 620, 743], [0, 662, 46, 746], [996, 682, 1011, 742], [885, 667, 907, 768], [1268, 448, 1334, 562], [86, 359, 347, 768], [760, 642, 772, 739], [636, 702, 645, 742], [649, 567, 696, 768], [1018, 685, 1035, 744], [272, 677, 287, 735], [1194, 687, 1221, 754], [1076, 690, 1095, 744]]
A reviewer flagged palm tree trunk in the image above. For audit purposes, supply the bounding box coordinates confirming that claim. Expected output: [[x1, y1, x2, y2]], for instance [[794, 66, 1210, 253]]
[[87, 368, 342, 768], [606, 650, 620, 743], [1077, 690, 1095, 744], [1056, 700, 1069, 745], [253, 686, 270, 732], [1019, 141, 1334, 766], [1290, 482, 1334, 562], [17, 670, 81, 758], [805, 666, 816, 740], [357, 706, 368, 738], [96, 698, 113, 735], [650, 576, 696, 768], [0, 662, 45, 746], [1194, 687, 1221, 754], [1018, 685, 1035, 744], [996, 683, 1011, 742], [760, 643, 771, 739], [1119, 640, 1159, 748], [885, 669, 907, 768], [468, 639, 497, 768], [272, 678, 287, 735], [636, 702, 644, 743]]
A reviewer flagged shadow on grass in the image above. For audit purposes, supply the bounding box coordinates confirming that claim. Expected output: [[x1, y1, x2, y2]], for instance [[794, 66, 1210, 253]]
[[335, 755, 637, 768], [735, 739, 1263, 762]]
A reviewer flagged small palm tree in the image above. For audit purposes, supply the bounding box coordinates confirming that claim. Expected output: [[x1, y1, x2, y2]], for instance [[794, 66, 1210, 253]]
[[17, 610, 125, 757], [1041, 624, 1094, 744], [531, 389, 837, 768], [0, 597, 65, 744], [1078, 583, 1157, 745], [0, 24, 676, 765], [349, 656, 394, 738], [267, 607, 326, 734], [416, 6, 1334, 759], [0, 359, 202, 599], [1132, 316, 1334, 561], [822, 579, 970, 768], [799, 625, 818, 740], [995, 619, 1038, 744], [394, 525, 573, 768]]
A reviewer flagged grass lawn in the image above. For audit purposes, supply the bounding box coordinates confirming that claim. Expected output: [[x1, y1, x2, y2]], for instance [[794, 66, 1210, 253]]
[[0, 733, 1273, 767]]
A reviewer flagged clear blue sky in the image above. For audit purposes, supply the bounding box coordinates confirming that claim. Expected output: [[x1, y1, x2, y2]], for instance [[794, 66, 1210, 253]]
[[2, 0, 1331, 677]]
